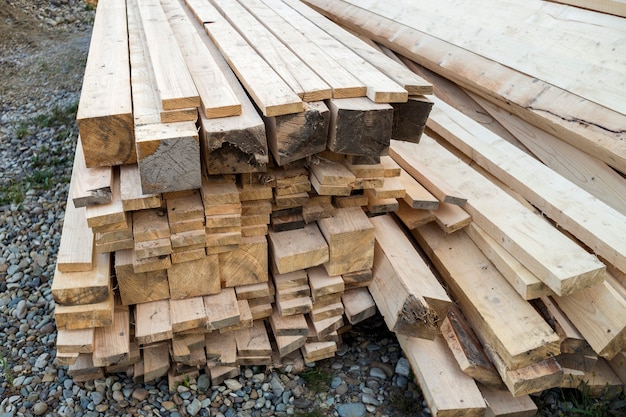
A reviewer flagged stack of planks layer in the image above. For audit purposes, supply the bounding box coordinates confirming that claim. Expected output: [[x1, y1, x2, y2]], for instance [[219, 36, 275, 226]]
[[303, 0, 626, 415], [53, 0, 437, 390]]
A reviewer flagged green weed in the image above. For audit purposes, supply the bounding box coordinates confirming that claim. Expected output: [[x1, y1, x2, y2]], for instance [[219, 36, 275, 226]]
[[300, 368, 331, 393], [295, 410, 324, 417], [0, 181, 25, 205], [0, 354, 13, 385]]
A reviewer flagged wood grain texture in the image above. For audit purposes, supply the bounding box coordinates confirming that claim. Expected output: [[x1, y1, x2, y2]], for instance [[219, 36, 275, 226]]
[[167, 255, 221, 299], [71, 139, 113, 207], [52, 253, 111, 306], [268, 224, 329, 274], [114, 249, 171, 305]]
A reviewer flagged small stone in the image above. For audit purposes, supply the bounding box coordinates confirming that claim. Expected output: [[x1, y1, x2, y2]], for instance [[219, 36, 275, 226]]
[[224, 379, 242, 391], [293, 398, 311, 409], [337, 403, 366, 417], [132, 388, 149, 401], [270, 376, 284, 397], [395, 375, 408, 388], [32, 402, 48, 416], [395, 358, 411, 377], [361, 394, 381, 406], [335, 383, 349, 396], [187, 398, 201, 416], [162, 401, 176, 410], [14, 300, 27, 319], [197, 374, 210, 392], [331, 376, 342, 389], [112, 391, 124, 402], [34, 352, 49, 369], [369, 367, 387, 380], [244, 368, 253, 378], [91, 391, 104, 405]]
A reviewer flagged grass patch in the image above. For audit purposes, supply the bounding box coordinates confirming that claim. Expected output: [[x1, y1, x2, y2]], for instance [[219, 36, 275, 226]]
[[27, 169, 54, 190], [295, 411, 324, 417], [0, 181, 25, 206], [388, 387, 422, 416], [32, 101, 78, 129], [300, 368, 331, 393], [15, 122, 30, 139]]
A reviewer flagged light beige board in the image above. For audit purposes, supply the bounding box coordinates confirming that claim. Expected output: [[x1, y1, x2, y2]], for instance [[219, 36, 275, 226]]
[[204, 288, 241, 330], [234, 0, 365, 99], [72, 139, 113, 207], [235, 282, 273, 300], [93, 308, 130, 367], [395, 200, 435, 230], [371, 215, 451, 339], [119, 164, 161, 212], [76, 0, 135, 168], [235, 320, 273, 356], [133, 208, 170, 242], [304, 0, 626, 173], [428, 98, 626, 274], [167, 255, 221, 299], [273, 269, 309, 291], [134, 237, 172, 260], [268, 223, 329, 274], [432, 202, 471, 234], [414, 222, 561, 370], [365, 177, 405, 200], [392, 137, 605, 296], [219, 236, 268, 287], [309, 158, 356, 186], [281, 0, 431, 96], [478, 384, 538, 417], [554, 280, 626, 360], [398, 334, 486, 417], [54, 290, 114, 331], [134, 299, 173, 344], [114, 249, 171, 305], [85, 169, 126, 228], [206, 331, 238, 365], [547, 0, 626, 17], [68, 353, 105, 382], [170, 297, 207, 332], [57, 145, 95, 272], [136, 0, 199, 110], [270, 306, 308, 336], [307, 265, 345, 301], [301, 340, 337, 362], [210, 0, 330, 102], [57, 328, 95, 354], [561, 359, 624, 399], [397, 169, 438, 210], [160, 0, 241, 118], [52, 253, 111, 306], [166, 191, 204, 223], [317, 207, 374, 276], [465, 223, 552, 300], [341, 287, 376, 325], [260, 0, 407, 103], [181, 0, 302, 117], [142, 342, 170, 382]]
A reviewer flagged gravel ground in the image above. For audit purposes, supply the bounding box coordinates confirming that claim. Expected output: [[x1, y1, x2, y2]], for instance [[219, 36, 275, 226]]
[[1, 1, 625, 417]]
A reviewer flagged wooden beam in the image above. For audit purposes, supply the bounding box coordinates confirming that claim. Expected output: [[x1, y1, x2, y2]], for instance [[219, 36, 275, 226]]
[[93, 308, 130, 367], [268, 224, 329, 274], [54, 290, 114, 331], [77, 0, 135, 168], [52, 253, 110, 306], [392, 137, 605, 296], [134, 299, 173, 345], [370, 215, 451, 338], [169, 297, 207, 332], [167, 255, 221, 299], [114, 249, 170, 305]]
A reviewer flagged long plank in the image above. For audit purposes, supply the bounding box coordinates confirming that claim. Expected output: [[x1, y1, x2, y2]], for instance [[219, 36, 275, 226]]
[[52, 253, 111, 306], [71, 139, 113, 207], [76, 0, 135, 168], [260, 0, 407, 103], [235, 0, 366, 98], [85, 168, 126, 228], [93, 308, 130, 367], [160, 0, 241, 118], [57, 145, 95, 272], [210, 0, 330, 102], [183, 0, 302, 117], [370, 215, 451, 339], [136, 0, 199, 110], [398, 334, 486, 417], [304, 0, 626, 172], [414, 222, 561, 370], [547, 0, 626, 17], [119, 164, 161, 212], [391, 137, 605, 296], [281, 0, 431, 96], [134, 299, 173, 344], [427, 97, 626, 274]]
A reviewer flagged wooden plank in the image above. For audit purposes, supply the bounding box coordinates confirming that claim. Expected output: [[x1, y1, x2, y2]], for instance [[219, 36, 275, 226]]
[[561, 359, 624, 399], [119, 164, 161, 211], [132, 251, 171, 273], [428, 97, 626, 275], [54, 290, 114, 331], [134, 237, 172, 260], [395, 200, 435, 230], [341, 287, 376, 325], [397, 169, 438, 210], [219, 236, 268, 287], [114, 249, 170, 305], [135, 299, 173, 345], [275, 334, 307, 357], [301, 340, 337, 362], [132, 208, 170, 242], [204, 288, 241, 331], [85, 169, 126, 228], [390, 96, 433, 143], [211, 0, 330, 102], [309, 158, 355, 186], [68, 354, 105, 381], [277, 295, 313, 317], [608, 351, 626, 384], [478, 384, 538, 417], [307, 314, 343, 340], [219, 299, 253, 332], [305, 0, 626, 173], [234, 0, 365, 99], [261, 0, 407, 103], [52, 253, 110, 306], [167, 255, 221, 299], [432, 202, 472, 234], [72, 139, 113, 207], [57, 148, 94, 272], [327, 98, 393, 157], [136, 0, 199, 110], [310, 301, 343, 322], [281, 0, 431, 96], [182, 0, 302, 117], [77, 0, 135, 168], [371, 215, 451, 339], [307, 265, 345, 301], [93, 308, 130, 367], [392, 137, 606, 296], [142, 342, 170, 382], [398, 334, 486, 417], [166, 191, 204, 223], [414, 222, 561, 370], [268, 224, 329, 274], [317, 207, 374, 276], [135, 122, 201, 194], [206, 331, 238, 365], [440, 306, 502, 389], [472, 94, 626, 216], [547, 0, 626, 18], [535, 296, 594, 356], [366, 194, 398, 214], [170, 297, 207, 332], [465, 223, 552, 300], [235, 320, 273, 356], [57, 328, 95, 354], [364, 177, 405, 199], [160, 0, 241, 118], [270, 306, 308, 337]]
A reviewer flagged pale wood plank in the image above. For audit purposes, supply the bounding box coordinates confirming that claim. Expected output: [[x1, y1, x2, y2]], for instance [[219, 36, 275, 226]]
[[371, 215, 451, 338], [119, 164, 161, 212], [392, 137, 605, 296], [167, 255, 221, 299], [77, 0, 135, 167], [432, 202, 471, 234], [114, 249, 170, 305], [268, 224, 329, 274], [414, 222, 561, 370], [54, 290, 114, 331], [72, 139, 113, 207], [57, 328, 95, 354], [547, 0, 626, 17], [397, 169, 439, 210], [204, 288, 241, 330], [93, 308, 130, 367], [85, 169, 126, 228], [135, 299, 173, 344], [341, 287, 376, 325], [170, 297, 207, 332], [478, 384, 537, 417], [52, 253, 111, 306]]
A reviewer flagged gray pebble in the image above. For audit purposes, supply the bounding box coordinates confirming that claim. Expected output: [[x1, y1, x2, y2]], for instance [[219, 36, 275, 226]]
[[395, 357, 411, 377], [32, 402, 48, 416], [224, 379, 243, 391], [90, 391, 104, 406], [187, 398, 202, 416], [369, 367, 387, 380], [337, 403, 366, 417]]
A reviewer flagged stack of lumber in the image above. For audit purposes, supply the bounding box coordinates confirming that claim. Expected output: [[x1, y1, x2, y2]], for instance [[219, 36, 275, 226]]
[[53, 0, 435, 389], [303, 0, 626, 414]]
